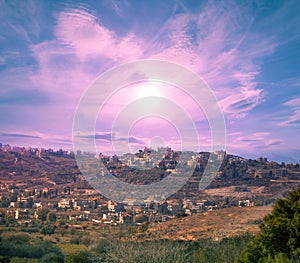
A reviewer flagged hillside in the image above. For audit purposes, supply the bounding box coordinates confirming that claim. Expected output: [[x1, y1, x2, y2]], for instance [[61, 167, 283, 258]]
[[0, 146, 299, 205], [141, 205, 273, 241]]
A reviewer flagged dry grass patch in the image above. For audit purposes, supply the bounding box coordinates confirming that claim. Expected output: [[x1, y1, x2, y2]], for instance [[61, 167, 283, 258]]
[[145, 205, 272, 241]]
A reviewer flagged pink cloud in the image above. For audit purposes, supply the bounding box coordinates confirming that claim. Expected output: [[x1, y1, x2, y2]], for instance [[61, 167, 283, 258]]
[[54, 9, 143, 62], [22, 3, 279, 154], [228, 132, 284, 153], [30, 41, 95, 99], [284, 98, 300, 107], [31, 3, 275, 122], [220, 87, 263, 118]]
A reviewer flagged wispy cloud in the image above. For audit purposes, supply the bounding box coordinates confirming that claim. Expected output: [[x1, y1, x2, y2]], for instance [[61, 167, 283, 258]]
[[279, 98, 300, 126], [54, 8, 143, 62], [0, 132, 41, 139], [284, 98, 300, 107], [148, 2, 273, 119], [220, 87, 263, 118], [229, 132, 284, 152]]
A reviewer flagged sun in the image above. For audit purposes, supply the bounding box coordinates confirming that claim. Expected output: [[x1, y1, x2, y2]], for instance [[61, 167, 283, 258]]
[[135, 82, 164, 99]]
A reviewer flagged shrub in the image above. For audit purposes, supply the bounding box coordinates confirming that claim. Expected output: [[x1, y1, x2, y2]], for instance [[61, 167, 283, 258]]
[[238, 187, 300, 262], [64, 251, 91, 263], [0, 235, 63, 260], [41, 252, 64, 263]]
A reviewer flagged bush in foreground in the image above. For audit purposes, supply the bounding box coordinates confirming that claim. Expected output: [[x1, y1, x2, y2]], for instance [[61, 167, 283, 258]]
[[238, 187, 300, 263], [102, 235, 252, 263]]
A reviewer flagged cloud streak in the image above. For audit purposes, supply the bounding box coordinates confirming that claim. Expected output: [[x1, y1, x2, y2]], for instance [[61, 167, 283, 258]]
[[228, 132, 284, 155], [0, 132, 41, 139], [279, 98, 300, 126]]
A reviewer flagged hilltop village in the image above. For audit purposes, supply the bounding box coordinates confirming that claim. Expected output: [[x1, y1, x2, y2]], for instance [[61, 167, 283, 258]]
[[0, 143, 299, 229]]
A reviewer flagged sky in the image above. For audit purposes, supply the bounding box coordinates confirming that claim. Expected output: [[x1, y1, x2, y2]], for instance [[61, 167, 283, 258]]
[[0, 0, 300, 163]]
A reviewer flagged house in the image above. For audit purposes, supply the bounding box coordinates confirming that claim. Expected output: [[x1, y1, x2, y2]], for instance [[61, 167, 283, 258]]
[[167, 204, 183, 215], [92, 219, 102, 224], [107, 200, 116, 212], [73, 199, 95, 210], [15, 209, 29, 220], [194, 202, 205, 212], [127, 205, 143, 213], [17, 196, 28, 203], [275, 168, 287, 177], [238, 200, 253, 207], [33, 202, 43, 209], [257, 157, 268, 163], [206, 205, 218, 211], [185, 208, 192, 216], [58, 199, 70, 209], [254, 170, 263, 178]]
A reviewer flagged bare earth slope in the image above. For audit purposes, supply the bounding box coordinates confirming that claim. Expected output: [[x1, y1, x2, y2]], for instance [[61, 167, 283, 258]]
[[144, 206, 273, 241]]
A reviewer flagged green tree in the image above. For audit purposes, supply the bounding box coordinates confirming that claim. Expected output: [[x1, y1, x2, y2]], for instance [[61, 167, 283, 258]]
[[37, 209, 50, 221], [10, 192, 18, 202], [64, 251, 91, 263], [27, 198, 34, 208], [238, 187, 300, 262], [0, 197, 10, 208], [41, 223, 55, 235], [5, 214, 16, 226], [47, 212, 57, 223]]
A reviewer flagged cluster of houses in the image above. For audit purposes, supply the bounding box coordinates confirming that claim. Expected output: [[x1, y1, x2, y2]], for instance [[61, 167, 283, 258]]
[[1, 144, 295, 229], [0, 143, 74, 158], [1, 183, 238, 226], [0, 175, 257, 227]]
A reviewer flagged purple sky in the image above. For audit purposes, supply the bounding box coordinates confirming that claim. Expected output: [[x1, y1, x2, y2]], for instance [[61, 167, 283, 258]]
[[0, 1, 300, 163]]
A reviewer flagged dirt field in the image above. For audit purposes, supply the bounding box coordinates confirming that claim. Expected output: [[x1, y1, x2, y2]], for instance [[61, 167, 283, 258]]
[[145, 205, 273, 241]]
